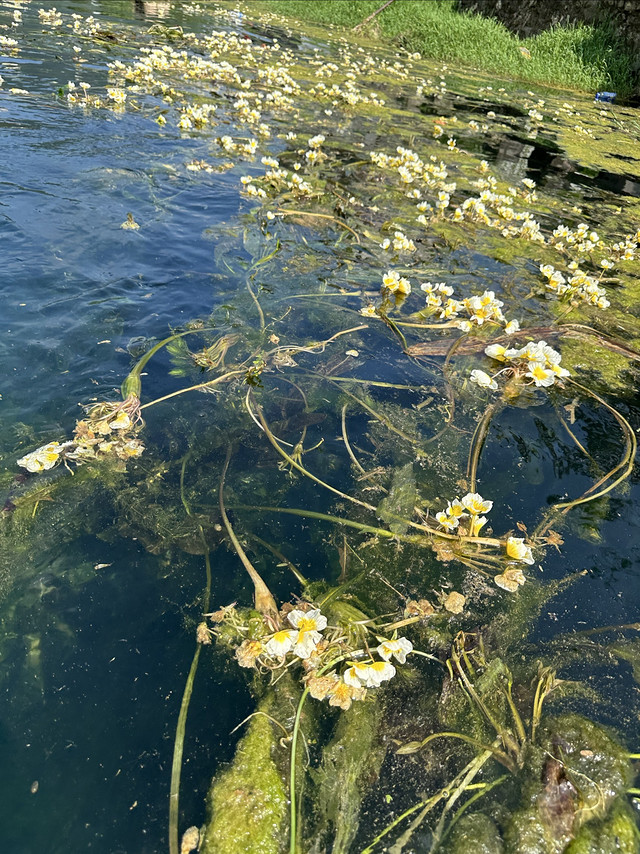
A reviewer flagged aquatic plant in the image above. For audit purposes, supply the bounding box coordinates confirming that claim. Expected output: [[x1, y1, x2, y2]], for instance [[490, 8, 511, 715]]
[[6, 3, 640, 852]]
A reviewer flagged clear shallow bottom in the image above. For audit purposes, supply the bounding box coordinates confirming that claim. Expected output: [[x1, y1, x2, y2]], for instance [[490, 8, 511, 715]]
[[1, 2, 640, 853]]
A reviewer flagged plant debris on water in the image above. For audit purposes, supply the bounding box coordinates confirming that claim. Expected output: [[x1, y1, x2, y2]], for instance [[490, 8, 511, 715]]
[[3, 2, 640, 853]]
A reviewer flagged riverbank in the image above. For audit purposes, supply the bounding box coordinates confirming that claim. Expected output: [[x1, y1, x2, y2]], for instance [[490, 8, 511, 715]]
[[257, 0, 635, 96]]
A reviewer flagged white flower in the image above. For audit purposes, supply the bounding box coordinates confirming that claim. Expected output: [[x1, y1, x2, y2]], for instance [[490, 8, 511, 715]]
[[344, 661, 395, 688], [470, 369, 498, 390], [377, 637, 413, 664], [504, 319, 520, 335], [506, 536, 534, 564], [436, 511, 459, 531], [461, 492, 493, 514], [526, 361, 555, 387], [485, 344, 507, 361], [264, 630, 297, 658], [287, 608, 327, 659], [17, 442, 65, 473]]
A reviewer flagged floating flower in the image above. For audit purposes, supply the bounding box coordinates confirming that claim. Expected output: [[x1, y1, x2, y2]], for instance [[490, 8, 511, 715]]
[[376, 637, 413, 664], [484, 344, 507, 361], [436, 511, 458, 531], [470, 369, 498, 390], [17, 441, 65, 473], [470, 515, 488, 536], [526, 361, 556, 387], [344, 660, 396, 688], [506, 536, 534, 564], [461, 492, 493, 514]]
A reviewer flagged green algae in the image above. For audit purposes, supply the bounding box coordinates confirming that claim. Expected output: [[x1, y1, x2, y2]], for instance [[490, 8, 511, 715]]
[[201, 707, 288, 854], [446, 812, 505, 854], [311, 697, 386, 853]]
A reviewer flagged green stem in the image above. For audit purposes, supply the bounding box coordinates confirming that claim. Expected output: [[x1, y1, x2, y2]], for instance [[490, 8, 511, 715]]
[[121, 328, 217, 399], [169, 461, 213, 854], [289, 686, 309, 854]]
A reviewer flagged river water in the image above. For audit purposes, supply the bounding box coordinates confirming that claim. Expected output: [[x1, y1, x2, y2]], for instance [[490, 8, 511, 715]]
[[1, 2, 639, 852]]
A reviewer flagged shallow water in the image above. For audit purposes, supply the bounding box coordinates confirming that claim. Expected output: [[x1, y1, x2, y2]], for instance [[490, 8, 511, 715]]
[[1, 2, 640, 852]]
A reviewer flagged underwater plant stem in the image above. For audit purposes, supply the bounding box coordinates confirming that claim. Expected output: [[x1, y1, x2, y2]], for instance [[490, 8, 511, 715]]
[[467, 401, 500, 493], [398, 731, 516, 773], [429, 748, 496, 853], [539, 379, 636, 528], [434, 772, 508, 852], [341, 404, 366, 474], [248, 534, 308, 586], [169, 467, 213, 854], [277, 209, 360, 243], [140, 369, 246, 410], [289, 686, 309, 854], [169, 644, 202, 854], [246, 277, 265, 330], [331, 382, 420, 449], [121, 328, 217, 399], [219, 446, 278, 618]]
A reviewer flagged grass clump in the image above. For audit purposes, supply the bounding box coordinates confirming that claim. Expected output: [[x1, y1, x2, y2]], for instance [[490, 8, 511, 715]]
[[262, 0, 635, 95]]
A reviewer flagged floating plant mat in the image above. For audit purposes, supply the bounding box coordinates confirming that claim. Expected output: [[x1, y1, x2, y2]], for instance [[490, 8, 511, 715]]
[[2, 2, 640, 852]]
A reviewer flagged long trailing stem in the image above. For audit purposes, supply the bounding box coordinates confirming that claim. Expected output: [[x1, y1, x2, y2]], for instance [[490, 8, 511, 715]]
[[467, 401, 501, 493], [250, 392, 503, 547], [169, 459, 213, 854], [360, 748, 495, 854], [535, 378, 637, 537], [141, 369, 246, 411], [219, 445, 278, 618]]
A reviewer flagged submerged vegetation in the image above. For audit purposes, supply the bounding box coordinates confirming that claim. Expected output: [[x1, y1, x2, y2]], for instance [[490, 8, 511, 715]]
[[3, 1, 640, 852]]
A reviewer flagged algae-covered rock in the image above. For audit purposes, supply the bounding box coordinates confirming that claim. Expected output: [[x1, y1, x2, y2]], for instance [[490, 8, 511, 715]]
[[446, 812, 504, 854], [201, 711, 287, 854], [565, 801, 640, 854], [311, 697, 386, 853], [504, 713, 633, 854]]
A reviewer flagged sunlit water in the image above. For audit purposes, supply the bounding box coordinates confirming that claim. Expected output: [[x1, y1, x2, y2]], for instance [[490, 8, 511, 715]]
[[1, 3, 640, 852]]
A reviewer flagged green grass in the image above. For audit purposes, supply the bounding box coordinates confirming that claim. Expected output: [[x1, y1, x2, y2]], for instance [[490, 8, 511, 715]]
[[260, 0, 634, 96]]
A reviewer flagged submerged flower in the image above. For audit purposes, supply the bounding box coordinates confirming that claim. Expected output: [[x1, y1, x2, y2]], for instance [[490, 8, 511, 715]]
[[494, 567, 526, 592], [376, 637, 413, 664], [506, 536, 534, 564], [470, 369, 498, 390]]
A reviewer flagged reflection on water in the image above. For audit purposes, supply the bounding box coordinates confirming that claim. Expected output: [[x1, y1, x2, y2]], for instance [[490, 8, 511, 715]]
[[1, 2, 640, 852]]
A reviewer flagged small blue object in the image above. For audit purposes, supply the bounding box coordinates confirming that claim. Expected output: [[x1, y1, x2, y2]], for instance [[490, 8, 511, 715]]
[[595, 92, 616, 103]]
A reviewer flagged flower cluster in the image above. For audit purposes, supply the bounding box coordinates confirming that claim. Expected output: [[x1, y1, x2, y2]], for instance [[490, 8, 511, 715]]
[[436, 492, 493, 536], [539, 264, 609, 309], [17, 395, 144, 474], [479, 339, 570, 389], [381, 269, 411, 296], [419, 284, 519, 333], [212, 601, 413, 711]]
